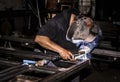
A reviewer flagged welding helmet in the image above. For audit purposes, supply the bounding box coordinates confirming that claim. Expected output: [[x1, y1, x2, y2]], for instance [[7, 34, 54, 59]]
[[66, 16, 100, 42]]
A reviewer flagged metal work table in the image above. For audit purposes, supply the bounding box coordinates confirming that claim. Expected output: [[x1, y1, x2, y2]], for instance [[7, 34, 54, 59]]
[[0, 48, 89, 82], [0, 35, 89, 82], [92, 48, 120, 58], [40, 60, 89, 82]]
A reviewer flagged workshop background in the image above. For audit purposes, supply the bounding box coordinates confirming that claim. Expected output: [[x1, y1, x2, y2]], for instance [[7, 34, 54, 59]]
[[0, 0, 120, 82]]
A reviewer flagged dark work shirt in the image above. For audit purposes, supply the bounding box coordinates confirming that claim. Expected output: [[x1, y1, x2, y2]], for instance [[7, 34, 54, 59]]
[[37, 9, 79, 54]]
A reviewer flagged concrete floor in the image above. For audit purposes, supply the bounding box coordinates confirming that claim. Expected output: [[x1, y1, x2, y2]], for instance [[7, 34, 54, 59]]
[[81, 62, 120, 82]]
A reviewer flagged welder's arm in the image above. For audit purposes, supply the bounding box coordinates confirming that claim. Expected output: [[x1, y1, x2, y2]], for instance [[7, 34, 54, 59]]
[[34, 35, 74, 60]]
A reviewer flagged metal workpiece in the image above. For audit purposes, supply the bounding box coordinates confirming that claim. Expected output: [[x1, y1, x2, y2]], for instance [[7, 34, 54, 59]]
[[0, 64, 59, 82], [40, 60, 89, 82], [0, 65, 27, 74], [0, 35, 35, 44], [0, 48, 60, 61], [0, 44, 89, 82], [0, 59, 21, 66], [0, 65, 29, 82], [0, 54, 89, 82], [92, 48, 120, 58], [0, 64, 57, 82]]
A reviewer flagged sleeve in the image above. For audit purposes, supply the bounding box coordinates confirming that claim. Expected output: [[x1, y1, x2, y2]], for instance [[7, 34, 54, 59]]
[[37, 19, 57, 39]]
